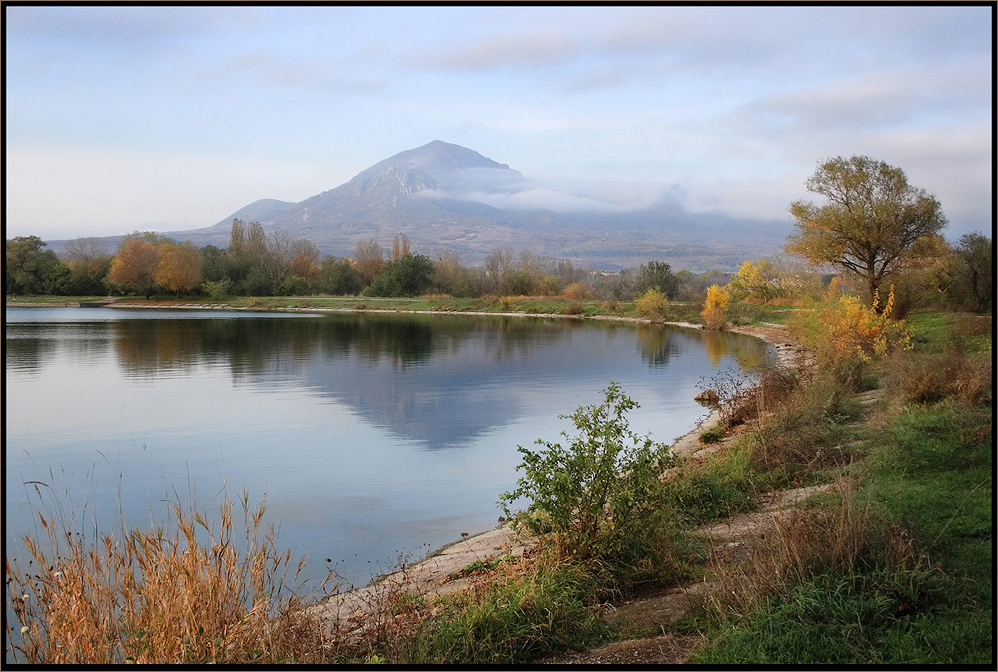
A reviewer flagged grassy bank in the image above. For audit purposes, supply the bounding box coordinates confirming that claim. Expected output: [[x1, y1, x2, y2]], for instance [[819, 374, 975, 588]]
[[5, 303, 991, 664], [6, 291, 796, 326], [688, 310, 993, 665]]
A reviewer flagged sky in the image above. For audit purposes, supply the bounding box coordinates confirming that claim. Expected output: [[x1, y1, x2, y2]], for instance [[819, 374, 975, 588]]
[[4, 4, 993, 243]]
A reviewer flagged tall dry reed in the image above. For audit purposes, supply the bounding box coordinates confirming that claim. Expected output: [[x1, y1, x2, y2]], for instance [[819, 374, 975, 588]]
[[5, 486, 329, 664]]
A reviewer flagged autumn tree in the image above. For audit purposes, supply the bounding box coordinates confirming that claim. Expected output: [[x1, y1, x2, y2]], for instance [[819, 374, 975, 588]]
[[786, 155, 947, 306], [155, 241, 202, 298], [108, 233, 164, 298], [701, 284, 730, 330], [390, 233, 412, 261], [485, 247, 514, 293], [353, 239, 384, 286], [433, 250, 476, 297], [286, 238, 321, 282], [728, 259, 780, 302]]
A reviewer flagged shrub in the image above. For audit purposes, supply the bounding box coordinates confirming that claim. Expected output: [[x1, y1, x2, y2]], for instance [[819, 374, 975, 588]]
[[499, 383, 674, 561], [698, 366, 800, 431], [744, 373, 853, 477], [699, 425, 726, 445], [635, 287, 668, 318], [202, 278, 232, 300], [884, 350, 992, 405], [701, 285, 730, 330], [563, 282, 594, 301], [789, 287, 911, 387], [278, 275, 311, 296]]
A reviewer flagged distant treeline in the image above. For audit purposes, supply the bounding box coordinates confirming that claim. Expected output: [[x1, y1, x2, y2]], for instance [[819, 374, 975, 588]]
[[5, 220, 992, 313]]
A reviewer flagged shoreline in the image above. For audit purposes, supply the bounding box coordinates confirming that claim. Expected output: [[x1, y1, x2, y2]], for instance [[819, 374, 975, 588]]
[[9, 299, 796, 613], [307, 320, 797, 626]]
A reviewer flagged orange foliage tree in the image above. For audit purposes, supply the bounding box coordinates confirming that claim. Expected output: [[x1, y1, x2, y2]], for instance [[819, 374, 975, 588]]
[[155, 242, 202, 298], [108, 235, 162, 298]]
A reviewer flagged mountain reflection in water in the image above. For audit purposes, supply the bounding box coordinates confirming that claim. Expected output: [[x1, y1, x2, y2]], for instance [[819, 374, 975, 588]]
[[5, 307, 771, 590], [84, 313, 766, 449]]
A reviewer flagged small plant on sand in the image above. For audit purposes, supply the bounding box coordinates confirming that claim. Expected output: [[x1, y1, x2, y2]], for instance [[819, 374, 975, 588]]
[[499, 383, 674, 561]]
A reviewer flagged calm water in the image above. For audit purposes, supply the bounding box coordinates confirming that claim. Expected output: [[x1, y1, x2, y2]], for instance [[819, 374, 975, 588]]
[[5, 306, 770, 594]]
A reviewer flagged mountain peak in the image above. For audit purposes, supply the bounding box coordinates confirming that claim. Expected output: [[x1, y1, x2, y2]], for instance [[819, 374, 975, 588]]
[[379, 140, 514, 174], [350, 141, 524, 196]]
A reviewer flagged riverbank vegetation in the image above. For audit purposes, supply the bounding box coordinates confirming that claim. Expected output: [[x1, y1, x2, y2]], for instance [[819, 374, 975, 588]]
[[6, 302, 990, 664], [6, 220, 992, 317]]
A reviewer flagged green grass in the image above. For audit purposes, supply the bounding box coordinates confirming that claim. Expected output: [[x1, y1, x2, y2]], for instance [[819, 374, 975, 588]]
[[691, 396, 993, 665], [8, 293, 798, 328], [667, 446, 769, 526], [363, 553, 617, 665], [860, 401, 992, 579], [692, 566, 989, 665], [905, 310, 993, 354]]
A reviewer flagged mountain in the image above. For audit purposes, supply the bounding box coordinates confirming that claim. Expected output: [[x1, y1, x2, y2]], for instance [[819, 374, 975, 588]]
[[58, 141, 793, 270]]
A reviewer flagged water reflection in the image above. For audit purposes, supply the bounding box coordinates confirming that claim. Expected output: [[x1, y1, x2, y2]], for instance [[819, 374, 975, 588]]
[[635, 323, 680, 367], [6, 307, 775, 592], [7, 311, 771, 449]]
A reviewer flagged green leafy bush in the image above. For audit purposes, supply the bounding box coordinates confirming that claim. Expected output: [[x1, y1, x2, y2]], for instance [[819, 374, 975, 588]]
[[499, 383, 674, 560]]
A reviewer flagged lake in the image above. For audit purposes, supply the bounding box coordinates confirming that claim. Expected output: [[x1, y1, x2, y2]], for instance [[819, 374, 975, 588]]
[[4, 306, 770, 595]]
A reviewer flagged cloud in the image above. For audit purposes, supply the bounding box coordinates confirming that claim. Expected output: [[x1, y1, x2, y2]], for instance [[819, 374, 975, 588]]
[[6, 5, 248, 51], [420, 29, 578, 69], [738, 66, 990, 136], [417, 178, 675, 214], [180, 47, 388, 96]]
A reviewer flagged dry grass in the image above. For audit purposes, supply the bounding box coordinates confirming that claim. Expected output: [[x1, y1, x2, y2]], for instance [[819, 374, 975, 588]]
[[885, 349, 992, 405], [704, 365, 801, 431], [699, 483, 923, 621], [5, 487, 331, 664]]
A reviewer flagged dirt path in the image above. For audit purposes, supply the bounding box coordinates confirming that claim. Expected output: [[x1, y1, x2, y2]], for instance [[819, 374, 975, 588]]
[[537, 357, 888, 665], [309, 525, 536, 638], [535, 482, 848, 665]]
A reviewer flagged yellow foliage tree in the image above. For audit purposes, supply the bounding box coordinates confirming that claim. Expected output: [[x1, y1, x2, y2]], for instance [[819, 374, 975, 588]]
[[635, 287, 667, 317], [729, 259, 778, 302], [701, 284, 730, 330], [790, 285, 911, 384]]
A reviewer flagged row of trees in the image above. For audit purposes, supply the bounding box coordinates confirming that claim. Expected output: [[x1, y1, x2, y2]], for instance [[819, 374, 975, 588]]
[[5, 223, 990, 314], [5, 155, 992, 313], [4, 221, 725, 303]]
